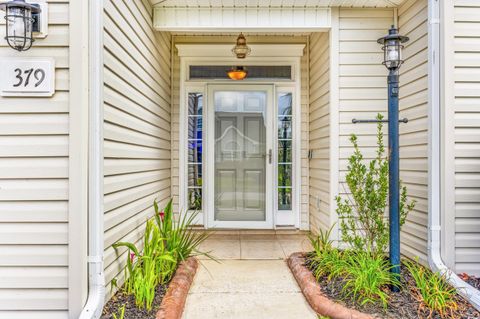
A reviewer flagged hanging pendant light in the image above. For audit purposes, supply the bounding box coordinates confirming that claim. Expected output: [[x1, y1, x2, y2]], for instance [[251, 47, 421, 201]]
[[232, 33, 251, 59], [227, 66, 247, 80]]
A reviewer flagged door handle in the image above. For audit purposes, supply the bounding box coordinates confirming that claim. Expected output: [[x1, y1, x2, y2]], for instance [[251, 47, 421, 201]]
[[268, 149, 272, 164]]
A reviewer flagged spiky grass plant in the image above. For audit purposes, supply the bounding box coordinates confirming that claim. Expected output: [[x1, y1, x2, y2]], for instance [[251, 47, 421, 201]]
[[113, 219, 176, 310], [154, 198, 212, 261], [404, 260, 458, 318], [112, 305, 125, 319], [341, 252, 400, 308]]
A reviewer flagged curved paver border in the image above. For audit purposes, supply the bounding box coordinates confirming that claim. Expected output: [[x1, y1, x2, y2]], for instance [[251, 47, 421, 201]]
[[287, 252, 376, 319], [157, 257, 199, 319]]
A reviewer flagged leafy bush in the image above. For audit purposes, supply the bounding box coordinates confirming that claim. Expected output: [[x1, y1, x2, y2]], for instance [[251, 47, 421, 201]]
[[113, 219, 176, 310], [404, 260, 458, 318], [154, 198, 212, 261], [336, 114, 416, 255]]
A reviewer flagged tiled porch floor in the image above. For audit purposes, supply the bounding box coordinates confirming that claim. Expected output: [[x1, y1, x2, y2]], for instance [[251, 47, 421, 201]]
[[182, 231, 316, 319]]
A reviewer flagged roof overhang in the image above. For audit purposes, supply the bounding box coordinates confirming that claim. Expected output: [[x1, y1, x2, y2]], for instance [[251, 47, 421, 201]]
[[151, 0, 406, 8]]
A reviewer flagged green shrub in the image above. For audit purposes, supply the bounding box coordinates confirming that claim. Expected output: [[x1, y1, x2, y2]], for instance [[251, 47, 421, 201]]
[[404, 260, 458, 318], [335, 114, 416, 255]]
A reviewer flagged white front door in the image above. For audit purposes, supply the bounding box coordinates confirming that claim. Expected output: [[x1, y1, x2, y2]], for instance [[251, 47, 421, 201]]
[[207, 85, 274, 228]]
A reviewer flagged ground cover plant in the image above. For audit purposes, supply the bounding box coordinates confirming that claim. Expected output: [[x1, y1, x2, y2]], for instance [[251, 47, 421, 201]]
[[306, 116, 479, 318], [101, 198, 211, 319]]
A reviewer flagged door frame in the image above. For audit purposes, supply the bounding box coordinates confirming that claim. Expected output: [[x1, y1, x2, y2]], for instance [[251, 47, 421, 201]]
[[177, 44, 304, 229], [206, 84, 274, 229]]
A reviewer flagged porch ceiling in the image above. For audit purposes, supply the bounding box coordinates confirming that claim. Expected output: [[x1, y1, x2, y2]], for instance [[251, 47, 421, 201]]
[[151, 0, 405, 8]]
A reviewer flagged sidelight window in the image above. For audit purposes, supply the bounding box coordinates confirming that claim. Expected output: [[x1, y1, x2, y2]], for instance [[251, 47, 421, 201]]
[[277, 92, 293, 211], [187, 92, 203, 211]]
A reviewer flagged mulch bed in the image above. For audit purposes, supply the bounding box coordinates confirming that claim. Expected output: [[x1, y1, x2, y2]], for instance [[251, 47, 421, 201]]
[[301, 253, 480, 319], [101, 283, 168, 319], [101, 257, 198, 319]]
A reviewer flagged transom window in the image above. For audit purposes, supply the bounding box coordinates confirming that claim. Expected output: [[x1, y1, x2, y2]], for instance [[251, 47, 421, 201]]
[[189, 65, 292, 80]]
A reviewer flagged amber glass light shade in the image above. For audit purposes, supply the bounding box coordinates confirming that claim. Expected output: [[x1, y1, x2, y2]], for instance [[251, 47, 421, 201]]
[[227, 66, 247, 80]]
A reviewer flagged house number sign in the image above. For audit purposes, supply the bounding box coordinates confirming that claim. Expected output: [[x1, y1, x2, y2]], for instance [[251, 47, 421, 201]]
[[0, 57, 55, 97]]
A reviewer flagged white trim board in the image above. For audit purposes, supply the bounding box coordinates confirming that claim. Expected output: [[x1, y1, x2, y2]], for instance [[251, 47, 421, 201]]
[[154, 7, 331, 32], [176, 44, 306, 58]]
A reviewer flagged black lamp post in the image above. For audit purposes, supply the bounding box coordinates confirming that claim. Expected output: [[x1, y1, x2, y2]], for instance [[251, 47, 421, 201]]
[[0, 0, 40, 51], [377, 26, 409, 290]]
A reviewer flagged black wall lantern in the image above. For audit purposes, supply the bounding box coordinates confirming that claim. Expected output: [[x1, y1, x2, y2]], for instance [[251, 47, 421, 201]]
[[0, 0, 41, 51], [377, 25, 409, 291]]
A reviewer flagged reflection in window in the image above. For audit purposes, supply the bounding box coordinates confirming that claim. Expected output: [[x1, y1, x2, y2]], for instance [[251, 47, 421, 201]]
[[278, 92, 293, 210], [187, 93, 203, 210]]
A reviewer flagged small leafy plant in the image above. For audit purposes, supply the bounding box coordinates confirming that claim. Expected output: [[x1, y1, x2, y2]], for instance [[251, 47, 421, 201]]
[[404, 260, 458, 318], [336, 113, 416, 255]]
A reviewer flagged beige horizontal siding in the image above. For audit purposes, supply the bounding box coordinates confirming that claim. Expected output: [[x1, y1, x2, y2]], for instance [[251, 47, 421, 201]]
[[0, 1, 70, 317], [336, 8, 394, 244], [453, 0, 480, 276], [309, 32, 331, 233], [103, 0, 172, 299], [398, 0, 429, 264], [338, 7, 393, 182]]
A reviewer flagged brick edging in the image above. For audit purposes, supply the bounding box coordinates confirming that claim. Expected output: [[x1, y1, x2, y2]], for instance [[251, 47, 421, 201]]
[[156, 257, 199, 319], [287, 252, 376, 319]]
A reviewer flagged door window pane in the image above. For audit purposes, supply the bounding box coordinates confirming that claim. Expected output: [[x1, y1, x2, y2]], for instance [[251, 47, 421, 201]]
[[188, 188, 202, 211], [188, 117, 202, 139], [278, 187, 292, 210], [278, 164, 292, 187], [278, 141, 292, 163], [188, 140, 202, 163], [278, 117, 292, 139]]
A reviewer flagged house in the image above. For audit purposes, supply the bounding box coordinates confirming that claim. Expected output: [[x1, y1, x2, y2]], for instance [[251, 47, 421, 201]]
[[0, 0, 479, 318]]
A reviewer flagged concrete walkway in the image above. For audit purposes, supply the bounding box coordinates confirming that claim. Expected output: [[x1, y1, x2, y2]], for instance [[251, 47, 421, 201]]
[[182, 232, 317, 319]]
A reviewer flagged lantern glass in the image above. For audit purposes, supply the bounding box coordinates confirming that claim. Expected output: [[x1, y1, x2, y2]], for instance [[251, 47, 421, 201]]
[[384, 39, 402, 69], [1, 1, 37, 52]]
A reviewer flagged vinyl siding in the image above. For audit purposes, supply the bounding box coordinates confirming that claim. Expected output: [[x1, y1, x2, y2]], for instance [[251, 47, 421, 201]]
[[336, 8, 394, 241], [103, 0, 172, 298], [171, 35, 310, 229], [0, 1, 70, 317], [309, 32, 331, 233], [398, 0, 429, 264], [453, 0, 480, 276]]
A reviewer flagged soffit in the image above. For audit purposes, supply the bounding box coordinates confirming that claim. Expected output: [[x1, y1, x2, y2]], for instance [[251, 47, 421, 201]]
[[151, 0, 405, 8]]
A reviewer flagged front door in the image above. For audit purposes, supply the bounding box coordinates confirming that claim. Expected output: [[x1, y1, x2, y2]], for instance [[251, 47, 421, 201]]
[[207, 85, 273, 228]]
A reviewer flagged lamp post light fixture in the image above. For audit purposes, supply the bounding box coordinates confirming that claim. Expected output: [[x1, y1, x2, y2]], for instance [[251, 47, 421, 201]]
[[377, 26, 409, 291], [0, 0, 41, 51]]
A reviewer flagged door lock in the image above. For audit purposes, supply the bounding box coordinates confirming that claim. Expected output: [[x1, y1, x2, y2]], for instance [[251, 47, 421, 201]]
[[268, 149, 272, 164]]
